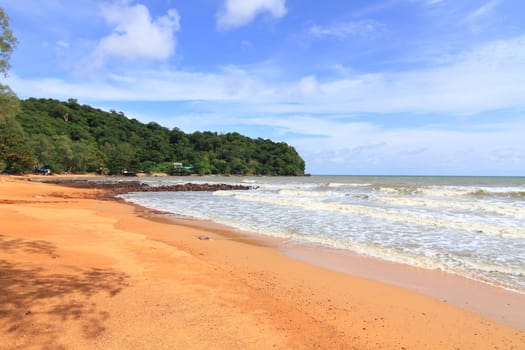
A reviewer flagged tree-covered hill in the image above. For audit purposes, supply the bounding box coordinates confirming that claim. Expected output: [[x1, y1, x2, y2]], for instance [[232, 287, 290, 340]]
[[1, 98, 305, 175]]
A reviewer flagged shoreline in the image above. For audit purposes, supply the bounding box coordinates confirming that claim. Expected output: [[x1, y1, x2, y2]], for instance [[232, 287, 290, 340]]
[[17, 175, 525, 325], [1, 176, 524, 348], [18, 174, 525, 328], [137, 209, 525, 330]]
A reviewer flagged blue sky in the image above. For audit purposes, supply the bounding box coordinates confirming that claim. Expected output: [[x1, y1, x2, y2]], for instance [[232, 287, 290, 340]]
[[1, 0, 525, 175]]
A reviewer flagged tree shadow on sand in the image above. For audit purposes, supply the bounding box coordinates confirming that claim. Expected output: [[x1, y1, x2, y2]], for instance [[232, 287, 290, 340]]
[[0, 236, 129, 346], [0, 234, 58, 257]]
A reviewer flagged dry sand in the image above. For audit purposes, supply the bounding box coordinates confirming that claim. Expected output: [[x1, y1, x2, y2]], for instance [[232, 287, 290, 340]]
[[0, 176, 524, 349]]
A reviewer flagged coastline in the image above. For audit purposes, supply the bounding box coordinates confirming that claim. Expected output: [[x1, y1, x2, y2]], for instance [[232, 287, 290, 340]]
[[139, 211, 525, 330], [1, 176, 524, 349]]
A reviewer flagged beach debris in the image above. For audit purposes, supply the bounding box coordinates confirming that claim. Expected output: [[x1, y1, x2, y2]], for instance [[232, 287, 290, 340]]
[[24, 310, 32, 316], [197, 235, 211, 241]]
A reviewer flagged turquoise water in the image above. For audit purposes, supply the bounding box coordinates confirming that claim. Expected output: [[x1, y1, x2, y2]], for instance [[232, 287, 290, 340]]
[[120, 175, 525, 294]]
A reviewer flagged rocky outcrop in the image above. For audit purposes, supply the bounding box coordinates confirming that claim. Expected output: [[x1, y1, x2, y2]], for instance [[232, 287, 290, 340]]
[[39, 180, 253, 195]]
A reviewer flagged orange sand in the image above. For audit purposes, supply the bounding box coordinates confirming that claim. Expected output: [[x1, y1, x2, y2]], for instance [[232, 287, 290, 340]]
[[0, 176, 524, 349]]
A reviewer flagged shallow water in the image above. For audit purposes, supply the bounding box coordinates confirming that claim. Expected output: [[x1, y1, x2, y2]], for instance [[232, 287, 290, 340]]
[[119, 175, 525, 294]]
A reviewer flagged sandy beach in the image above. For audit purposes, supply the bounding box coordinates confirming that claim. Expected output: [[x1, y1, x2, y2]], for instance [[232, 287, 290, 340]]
[[1, 176, 524, 349]]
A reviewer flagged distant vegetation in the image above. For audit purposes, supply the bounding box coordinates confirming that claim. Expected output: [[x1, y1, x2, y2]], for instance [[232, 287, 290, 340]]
[[0, 8, 304, 176], [0, 98, 305, 176]]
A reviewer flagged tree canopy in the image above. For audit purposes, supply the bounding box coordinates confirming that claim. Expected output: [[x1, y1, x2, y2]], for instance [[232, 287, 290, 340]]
[[0, 6, 19, 122], [0, 7, 17, 77], [5, 98, 305, 176], [0, 5, 25, 173], [0, 6, 305, 176]]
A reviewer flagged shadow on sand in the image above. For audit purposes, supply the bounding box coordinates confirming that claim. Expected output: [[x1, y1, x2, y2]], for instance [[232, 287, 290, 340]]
[[0, 234, 58, 257], [0, 235, 129, 346]]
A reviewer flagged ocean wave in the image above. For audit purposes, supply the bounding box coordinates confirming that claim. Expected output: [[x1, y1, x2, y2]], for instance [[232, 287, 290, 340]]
[[418, 188, 471, 197], [120, 190, 525, 295], [460, 259, 525, 277], [372, 185, 525, 199], [326, 182, 371, 188], [278, 189, 331, 198], [292, 234, 444, 270], [213, 190, 237, 197], [421, 186, 525, 199], [373, 196, 525, 218], [468, 189, 525, 199], [286, 233, 525, 294], [226, 193, 525, 238], [376, 186, 419, 195]]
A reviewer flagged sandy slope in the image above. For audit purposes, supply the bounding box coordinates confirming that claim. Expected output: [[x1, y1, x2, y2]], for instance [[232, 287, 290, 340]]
[[0, 176, 523, 349]]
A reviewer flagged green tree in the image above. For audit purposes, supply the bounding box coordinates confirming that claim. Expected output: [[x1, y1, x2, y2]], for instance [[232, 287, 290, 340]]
[[12, 97, 306, 175], [0, 84, 19, 122], [53, 135, 74, 172], [0, 7, 26, 172], [212, 159, 230, 175], [0, 7, 17, 77], [0, 117, 34, 173], [194, 154, 213, 175], [102, 142, 135, 174], [71, 140, 104, 172], [0, 7, 19, 122], [28, 134, 54, 168]]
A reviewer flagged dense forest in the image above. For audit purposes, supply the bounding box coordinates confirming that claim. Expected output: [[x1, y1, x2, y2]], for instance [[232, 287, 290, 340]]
[[0, 98, 305, 176]]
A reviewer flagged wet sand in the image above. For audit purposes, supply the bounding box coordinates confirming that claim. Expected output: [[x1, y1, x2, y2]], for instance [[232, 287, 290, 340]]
[[1, 176, 524, 349], [146, 213, 525, 329]]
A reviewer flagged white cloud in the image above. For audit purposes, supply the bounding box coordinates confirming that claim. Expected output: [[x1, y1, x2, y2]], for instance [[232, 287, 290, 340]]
[[1, 0, 96, 19], [352, 0, 403, 18], [9, 31, 525, 175], [242, 40, 254, 48], [93, 1, 180, 67], [121, 110, 524, 175], [310, 20, 384, 39], [221, 65, 273, 97], [56, 40, 69, 48], [7, 67, 270, 102], [298, 75, 321, 96], [217, 0, 287, 30], [468, 0, 502, 20], [241, 116, 525, 175], [464, 0, 502, 32], [9, 35, 525, 116], [285, 34, 525, 115]]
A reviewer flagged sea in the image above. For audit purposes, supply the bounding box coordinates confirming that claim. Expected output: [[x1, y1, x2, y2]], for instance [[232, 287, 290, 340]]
[[118, 175, 525, 295]]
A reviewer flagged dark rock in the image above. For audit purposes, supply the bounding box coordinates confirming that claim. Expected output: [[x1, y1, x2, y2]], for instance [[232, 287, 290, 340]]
[[40, 180, 253, 198]]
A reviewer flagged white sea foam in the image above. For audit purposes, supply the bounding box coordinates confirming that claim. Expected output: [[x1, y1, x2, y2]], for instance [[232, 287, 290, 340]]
[[374, 195, 525, 218], [241, 179, 257, 183], [378, 187, 401, 194], [214, 190, 237, 197], [374, 185, 525, 199], [278, 189, 331, 197], [460, 259, 525, 277], [420, 186, 525, 199], [326, 182, 346, 188], [296, 234, 523, 278], [119, 175, 525, 294], [327, 182, 371, 188], [419, 187, 472, 197], [292, 234, 445, 270], [227, 193, 525, 238]]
